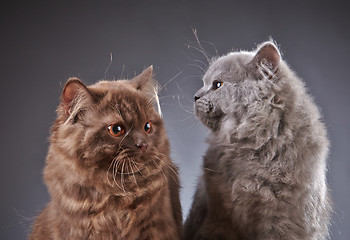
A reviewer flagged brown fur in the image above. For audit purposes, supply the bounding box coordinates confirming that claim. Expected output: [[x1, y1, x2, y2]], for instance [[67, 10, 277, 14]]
[[30, 66, 182, 240]]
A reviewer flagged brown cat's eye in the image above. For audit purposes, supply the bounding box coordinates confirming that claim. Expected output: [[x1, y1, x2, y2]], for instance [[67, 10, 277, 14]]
[[144, 121, 152, 134], [107, 124, 125, 137], [212, 80, 223, 90]]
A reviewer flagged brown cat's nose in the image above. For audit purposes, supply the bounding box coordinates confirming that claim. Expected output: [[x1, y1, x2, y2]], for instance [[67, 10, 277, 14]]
[[194, 95, 200, 102], [136, 142, 148, 152]]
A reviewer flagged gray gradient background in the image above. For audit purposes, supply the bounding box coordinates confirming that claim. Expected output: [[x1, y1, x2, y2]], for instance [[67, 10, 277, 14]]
[[1, 1, 349, 239]]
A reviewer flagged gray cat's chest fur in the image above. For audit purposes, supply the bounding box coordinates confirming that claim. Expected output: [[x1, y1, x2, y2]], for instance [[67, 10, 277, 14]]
[[184, 42, 331, 240]]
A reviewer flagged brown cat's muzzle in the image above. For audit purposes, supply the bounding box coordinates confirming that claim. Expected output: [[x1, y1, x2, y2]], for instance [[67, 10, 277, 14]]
[[136, 142, 148, 153]]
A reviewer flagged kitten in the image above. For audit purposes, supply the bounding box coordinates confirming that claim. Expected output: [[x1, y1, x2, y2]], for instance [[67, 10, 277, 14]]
[[30, 66, 182, 240], [184, 42, 331, 240]]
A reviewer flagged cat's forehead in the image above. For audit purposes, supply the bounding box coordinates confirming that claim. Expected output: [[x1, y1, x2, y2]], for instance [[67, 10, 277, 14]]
[[87, 81, 155, 126], [90, 80, 133, 91], [110, 93, 152, 123], [107, 93, 156, 128], [203, 52, 254, 85]]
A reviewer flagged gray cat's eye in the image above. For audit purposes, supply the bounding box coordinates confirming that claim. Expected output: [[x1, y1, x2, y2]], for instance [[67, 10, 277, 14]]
[[212, 80, 223, 90]]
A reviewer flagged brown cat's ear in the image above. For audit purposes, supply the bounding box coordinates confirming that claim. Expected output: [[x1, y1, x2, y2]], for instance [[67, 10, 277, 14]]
[[130, 65, 162, 116], [130, 65, 154, 91], [62, 78, 93, 116], [249, 42, 281, 78]]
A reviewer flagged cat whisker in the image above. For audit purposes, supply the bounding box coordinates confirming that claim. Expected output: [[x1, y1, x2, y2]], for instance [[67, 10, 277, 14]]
[[151, 158, 167, 186], [158, 94, 178, 100], [112, 158, 124, 191], [109, 103, 122, 117], [103, 52, 113, 78], [159, 69, 184, 92], [128, 158, 140, 189], [176, 95, 195, 115], [192, 58, 209, 69], [187, 44, 210, 64], [188, 63, 206, 74], [106, 157, 117, 186], [120, 64, 125, 79], [177, 115, 196, 122], [203, 167, 223, 173], [117, 126, 133, 151], [155, 155, 179, 184], [131, 160, 146, 179], [120, 160, 127, 196], [174, 81, 195, 105]]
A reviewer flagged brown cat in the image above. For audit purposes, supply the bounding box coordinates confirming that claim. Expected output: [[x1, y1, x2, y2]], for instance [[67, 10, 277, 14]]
[[30, 66, 182, 240]]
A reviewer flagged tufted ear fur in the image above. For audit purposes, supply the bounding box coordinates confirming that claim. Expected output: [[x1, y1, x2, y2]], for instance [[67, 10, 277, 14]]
[[249, 42, 281, 79], [130, 65, 154, 91], [62, 78, 94, 118], [130, 65, 162, 116]]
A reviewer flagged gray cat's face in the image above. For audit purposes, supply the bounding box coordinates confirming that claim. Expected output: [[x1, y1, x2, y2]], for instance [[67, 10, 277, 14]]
[[194, 42, 281, 131]]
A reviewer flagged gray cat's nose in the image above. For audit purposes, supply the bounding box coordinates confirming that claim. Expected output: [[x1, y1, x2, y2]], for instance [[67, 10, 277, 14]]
[[194, 95, 200, 102]]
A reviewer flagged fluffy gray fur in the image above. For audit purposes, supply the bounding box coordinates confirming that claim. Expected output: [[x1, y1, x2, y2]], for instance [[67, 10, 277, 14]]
[[184, 41, 332, 240]]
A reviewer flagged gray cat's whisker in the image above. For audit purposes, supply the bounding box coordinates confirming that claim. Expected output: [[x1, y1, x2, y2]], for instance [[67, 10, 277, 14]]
[[192, 58, 209, 68], [188, 63, 206, 74], [174, 81, 196, 105], [159, 69, 184, 92], [176, 96, 194, 115]]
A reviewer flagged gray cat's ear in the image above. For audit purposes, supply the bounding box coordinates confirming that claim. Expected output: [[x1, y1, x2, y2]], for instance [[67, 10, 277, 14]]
[[249, 42, 281, 78], [130, 65, 154, 91], [62, 78, 93, 116]]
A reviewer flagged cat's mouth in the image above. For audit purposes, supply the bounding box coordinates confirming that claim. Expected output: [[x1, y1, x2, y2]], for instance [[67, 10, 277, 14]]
[[195, 100, 224, 130], [106, 148, 157, 176], [106, 155, 151, 179]]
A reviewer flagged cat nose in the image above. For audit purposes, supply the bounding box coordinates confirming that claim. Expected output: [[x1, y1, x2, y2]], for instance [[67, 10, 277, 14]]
[[194, 95, 200, 102], [136, 142, 148, 152]]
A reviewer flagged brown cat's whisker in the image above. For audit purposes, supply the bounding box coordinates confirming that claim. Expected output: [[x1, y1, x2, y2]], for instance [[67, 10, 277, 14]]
[[128, 158, 139, 189], [155, 155, 179, 184], [151, 158, 167, 186]]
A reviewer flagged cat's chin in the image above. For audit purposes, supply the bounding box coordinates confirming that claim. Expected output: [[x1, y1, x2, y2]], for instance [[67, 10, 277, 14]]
[[195, 99, 224, 128], [195, 108, 223, 131], [196, 115, 222, 131]]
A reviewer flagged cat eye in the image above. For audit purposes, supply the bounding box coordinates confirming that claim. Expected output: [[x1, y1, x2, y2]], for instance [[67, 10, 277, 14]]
[[144, 121, 152, 134], [212, 80, 223, 90], [107, 124, 125, 137]]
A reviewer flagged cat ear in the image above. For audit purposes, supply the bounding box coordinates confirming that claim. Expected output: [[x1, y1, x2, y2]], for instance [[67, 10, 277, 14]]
[[249, 42, 281, 78], [130, 65, 154, 91], [130, 65, 162, 116], [62, 78, 93, 116]]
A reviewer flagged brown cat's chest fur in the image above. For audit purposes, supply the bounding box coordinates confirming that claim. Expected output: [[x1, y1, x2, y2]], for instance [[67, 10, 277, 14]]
[[33, 174, 175, 240]]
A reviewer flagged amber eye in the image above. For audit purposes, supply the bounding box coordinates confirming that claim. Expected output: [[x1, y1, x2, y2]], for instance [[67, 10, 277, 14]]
[[107, 124, 125, 137], [144, 121, 152, 134], [212, 80, 223, 90]]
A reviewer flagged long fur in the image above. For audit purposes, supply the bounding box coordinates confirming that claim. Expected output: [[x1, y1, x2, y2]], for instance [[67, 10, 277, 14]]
[[184, 41, 332, 240], [30, 68, 182, 240]]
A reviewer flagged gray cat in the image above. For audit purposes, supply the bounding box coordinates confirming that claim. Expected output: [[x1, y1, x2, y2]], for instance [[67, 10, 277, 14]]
[[184, 41, 332, 240]]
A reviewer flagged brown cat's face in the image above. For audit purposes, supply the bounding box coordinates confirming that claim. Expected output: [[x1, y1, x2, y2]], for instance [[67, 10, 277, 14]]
[[50, 66, 168, 193], [75, 82, 163, 172]]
